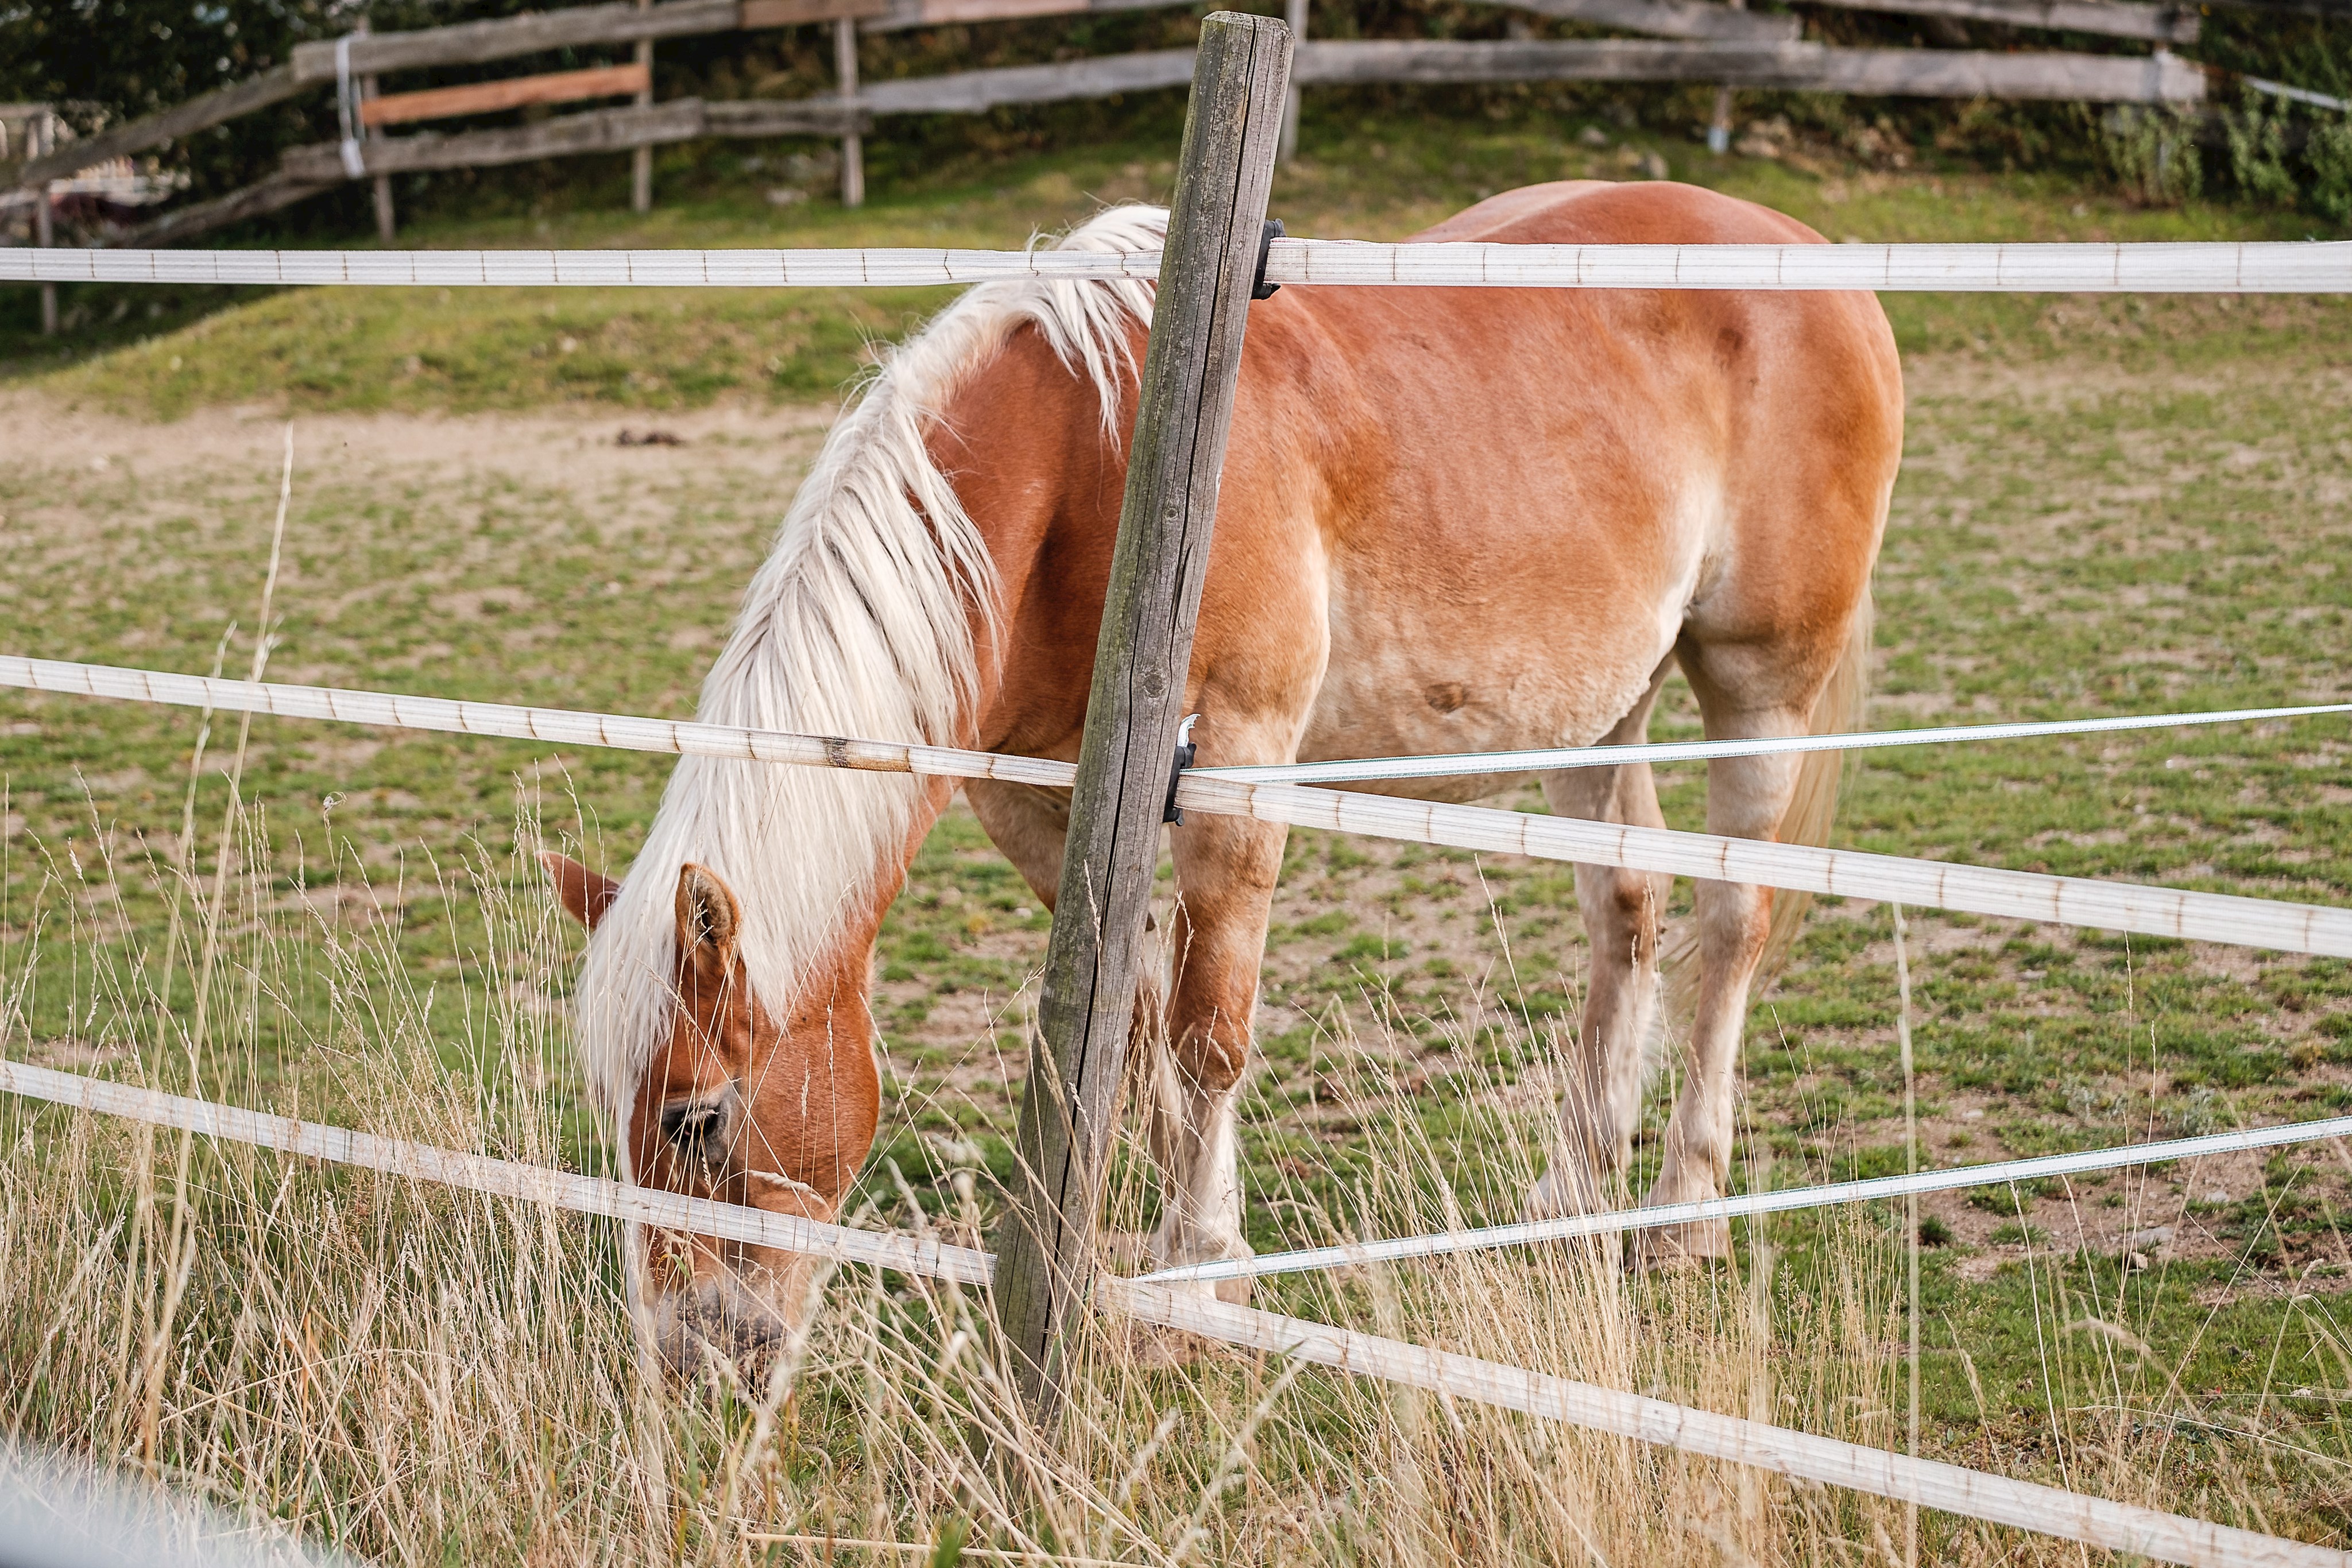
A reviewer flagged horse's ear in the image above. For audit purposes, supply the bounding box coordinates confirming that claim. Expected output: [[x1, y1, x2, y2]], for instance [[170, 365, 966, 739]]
[[542, 851, 621, 930], [675, 864, 742, 979]]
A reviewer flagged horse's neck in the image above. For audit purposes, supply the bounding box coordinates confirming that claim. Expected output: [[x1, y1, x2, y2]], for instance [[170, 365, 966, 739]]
[[937, 329, 1135, 758]]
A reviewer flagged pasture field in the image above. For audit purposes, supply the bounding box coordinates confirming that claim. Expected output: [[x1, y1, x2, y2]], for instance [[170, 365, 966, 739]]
[[5, 111, 2352, 1562]]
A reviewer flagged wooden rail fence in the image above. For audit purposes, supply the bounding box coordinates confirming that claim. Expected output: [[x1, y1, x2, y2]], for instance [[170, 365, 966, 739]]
[[0, 0, 2271, 257]]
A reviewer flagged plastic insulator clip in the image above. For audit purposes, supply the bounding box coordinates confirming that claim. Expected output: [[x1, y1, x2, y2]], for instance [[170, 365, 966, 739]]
[[1163, 713, 1201, 824], [1251, 219, 1285, 301]]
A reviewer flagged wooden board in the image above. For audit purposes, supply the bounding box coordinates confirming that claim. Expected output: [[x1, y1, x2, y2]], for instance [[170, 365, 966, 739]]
[[862, 0, 1180, 32], [280, 98, 707, 181], [1801, 0, 2196, 43], [850, 47, 1197, 110], [741, 0, 888, 27], [359, 63, 651, 126], [291, 0, 737, 83], [102, 171, 335, 247], [701, 96, 870, 133], [1288, 38, 2208, 102], [1491, 0, 1801, 42], [7, 65, 301, 191]]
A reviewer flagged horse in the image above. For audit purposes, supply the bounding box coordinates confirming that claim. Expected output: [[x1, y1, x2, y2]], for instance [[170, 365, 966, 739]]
[[543, 180, 1905, 1369]]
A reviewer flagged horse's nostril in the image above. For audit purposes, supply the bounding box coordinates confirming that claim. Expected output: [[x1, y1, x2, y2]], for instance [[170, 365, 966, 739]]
[[659, 1098, 727, 1155]]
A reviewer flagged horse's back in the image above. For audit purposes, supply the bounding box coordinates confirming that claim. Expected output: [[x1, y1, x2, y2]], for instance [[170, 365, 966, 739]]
[[1216, 181, 1904, 780], [1410, 178, 1833, 248]]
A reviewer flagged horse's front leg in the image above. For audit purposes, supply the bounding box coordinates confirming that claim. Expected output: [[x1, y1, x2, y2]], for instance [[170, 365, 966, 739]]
[[1150, 807, 1286, 1302]]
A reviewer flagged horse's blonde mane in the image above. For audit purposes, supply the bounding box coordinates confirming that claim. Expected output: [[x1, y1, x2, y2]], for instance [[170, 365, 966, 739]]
[[575, 204, 1166, 1123]]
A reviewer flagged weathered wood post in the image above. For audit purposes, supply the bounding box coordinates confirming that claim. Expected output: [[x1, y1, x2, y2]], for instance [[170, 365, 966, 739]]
[[989, 9, 1291, 1424], [632, 0, 655, 213], [1279, 0, 1306, 161], [33, 109, 56, 336], [834, 16, 865, 208]]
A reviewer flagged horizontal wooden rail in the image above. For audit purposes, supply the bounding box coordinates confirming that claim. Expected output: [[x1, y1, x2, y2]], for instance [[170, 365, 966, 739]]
[[860, 0, 1801, 38], [282, 99, 704, 181], [864, 0, 1182, 31], [853, 48, 1195, 110], [107, 173, 338, 249], [1493, 0, 1801, 40], [360, 62, 651, 126], [1805, 0, 2198, 42], [1289, 38, 2207, 101], [742, 0, 887, 22], [290, 0, 733, 82], [3, 66, 303, 191], [702, 96, 872, 134], [815, 36, 2208, 114], [280, 96, 864, 185]]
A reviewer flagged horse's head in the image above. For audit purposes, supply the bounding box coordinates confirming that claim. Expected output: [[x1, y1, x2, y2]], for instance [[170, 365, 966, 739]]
[[544, 850, 883, 1373]]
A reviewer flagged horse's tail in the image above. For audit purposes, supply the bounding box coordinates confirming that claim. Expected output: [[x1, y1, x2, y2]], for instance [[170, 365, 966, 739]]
[[1661, 594, 1871, 1022]]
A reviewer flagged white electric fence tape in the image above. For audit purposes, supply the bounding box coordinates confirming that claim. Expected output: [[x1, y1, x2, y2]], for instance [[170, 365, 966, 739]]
[[0, 1059, 2335, 1568], [7, 653, 2351, 959], [1096, 1280, 2350, 1568], [13, 240, 2352, 293], [0, 1060, 991, 1284], [1139, 1112, 2352, 1286], [1198, 699, 2352, 786]]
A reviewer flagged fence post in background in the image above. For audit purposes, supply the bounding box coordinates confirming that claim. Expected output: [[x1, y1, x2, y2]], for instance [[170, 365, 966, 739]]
[[362, 34, 396, 244], [834, 16, 865, 208], [33, 109, 55, 335], [988, 9, 1291, 1427], [1280, 0, 1306, 160], [1705, 0, 1740, 154], [633, 0, 655, 212]]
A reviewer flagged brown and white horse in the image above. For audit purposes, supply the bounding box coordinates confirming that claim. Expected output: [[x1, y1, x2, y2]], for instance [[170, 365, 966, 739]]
[[545, 181, 1904, 1368]]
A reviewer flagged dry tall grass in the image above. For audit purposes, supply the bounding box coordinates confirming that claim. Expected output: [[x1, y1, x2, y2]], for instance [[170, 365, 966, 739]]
[[0, 763, 2322, 1565]]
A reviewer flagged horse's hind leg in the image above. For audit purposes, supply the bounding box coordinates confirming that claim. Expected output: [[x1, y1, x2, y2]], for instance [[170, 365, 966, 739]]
[[1526, 665, 1672, 1230], [1635, 682, 1813, 1268]]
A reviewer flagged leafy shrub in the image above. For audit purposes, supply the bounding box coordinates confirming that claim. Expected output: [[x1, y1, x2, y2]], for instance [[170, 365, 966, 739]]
[[2099, 106, 2204, 208]]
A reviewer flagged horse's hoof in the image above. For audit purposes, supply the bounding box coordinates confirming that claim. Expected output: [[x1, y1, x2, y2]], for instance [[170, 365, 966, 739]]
[[1629, 1218, 1732, 1272], [1523, 1171, 1575, 1222]]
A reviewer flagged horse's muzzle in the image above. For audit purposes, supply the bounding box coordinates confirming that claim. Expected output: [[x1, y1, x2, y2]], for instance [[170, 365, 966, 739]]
[[649, 1266, 791, 1376]]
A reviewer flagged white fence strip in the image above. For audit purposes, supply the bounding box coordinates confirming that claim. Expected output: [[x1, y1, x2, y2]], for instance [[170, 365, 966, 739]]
[[1101, 1279, 2349, 1568], [1139, 1111, 2352, 1286], [12, 239, 2352, 293], [1200, 699, 2352, 785], [0, 246, 1159, 290], [8, 653, 2351, 959], [1175, 772, 2352, 958], [1, 1060, 2335, 1568], [0, 1059, 993, 1284], [1268, 238, 2352, 292], [0, 654, 1076, 790]]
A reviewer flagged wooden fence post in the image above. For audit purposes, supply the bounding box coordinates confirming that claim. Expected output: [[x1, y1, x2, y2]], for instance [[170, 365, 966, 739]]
[[33, 109, 55, 336], [633, 0, 655, 212], [362, 37, 396, 245], [1280, 0, 1306, 160], [988, 9, 1291, 1425], [834, 16, 865, 208]]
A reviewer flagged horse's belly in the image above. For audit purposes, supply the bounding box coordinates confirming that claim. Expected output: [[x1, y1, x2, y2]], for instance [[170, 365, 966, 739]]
[[1299, 594, 1670, 804]]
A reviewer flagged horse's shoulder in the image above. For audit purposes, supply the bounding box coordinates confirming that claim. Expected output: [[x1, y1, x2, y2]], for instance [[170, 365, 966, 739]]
[[1413, 181, 1829, 249]]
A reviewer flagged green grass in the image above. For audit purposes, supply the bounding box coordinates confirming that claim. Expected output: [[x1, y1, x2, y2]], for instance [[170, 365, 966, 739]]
[[13, 107, 2352, 417], [9, 102, 2352, 1551]]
